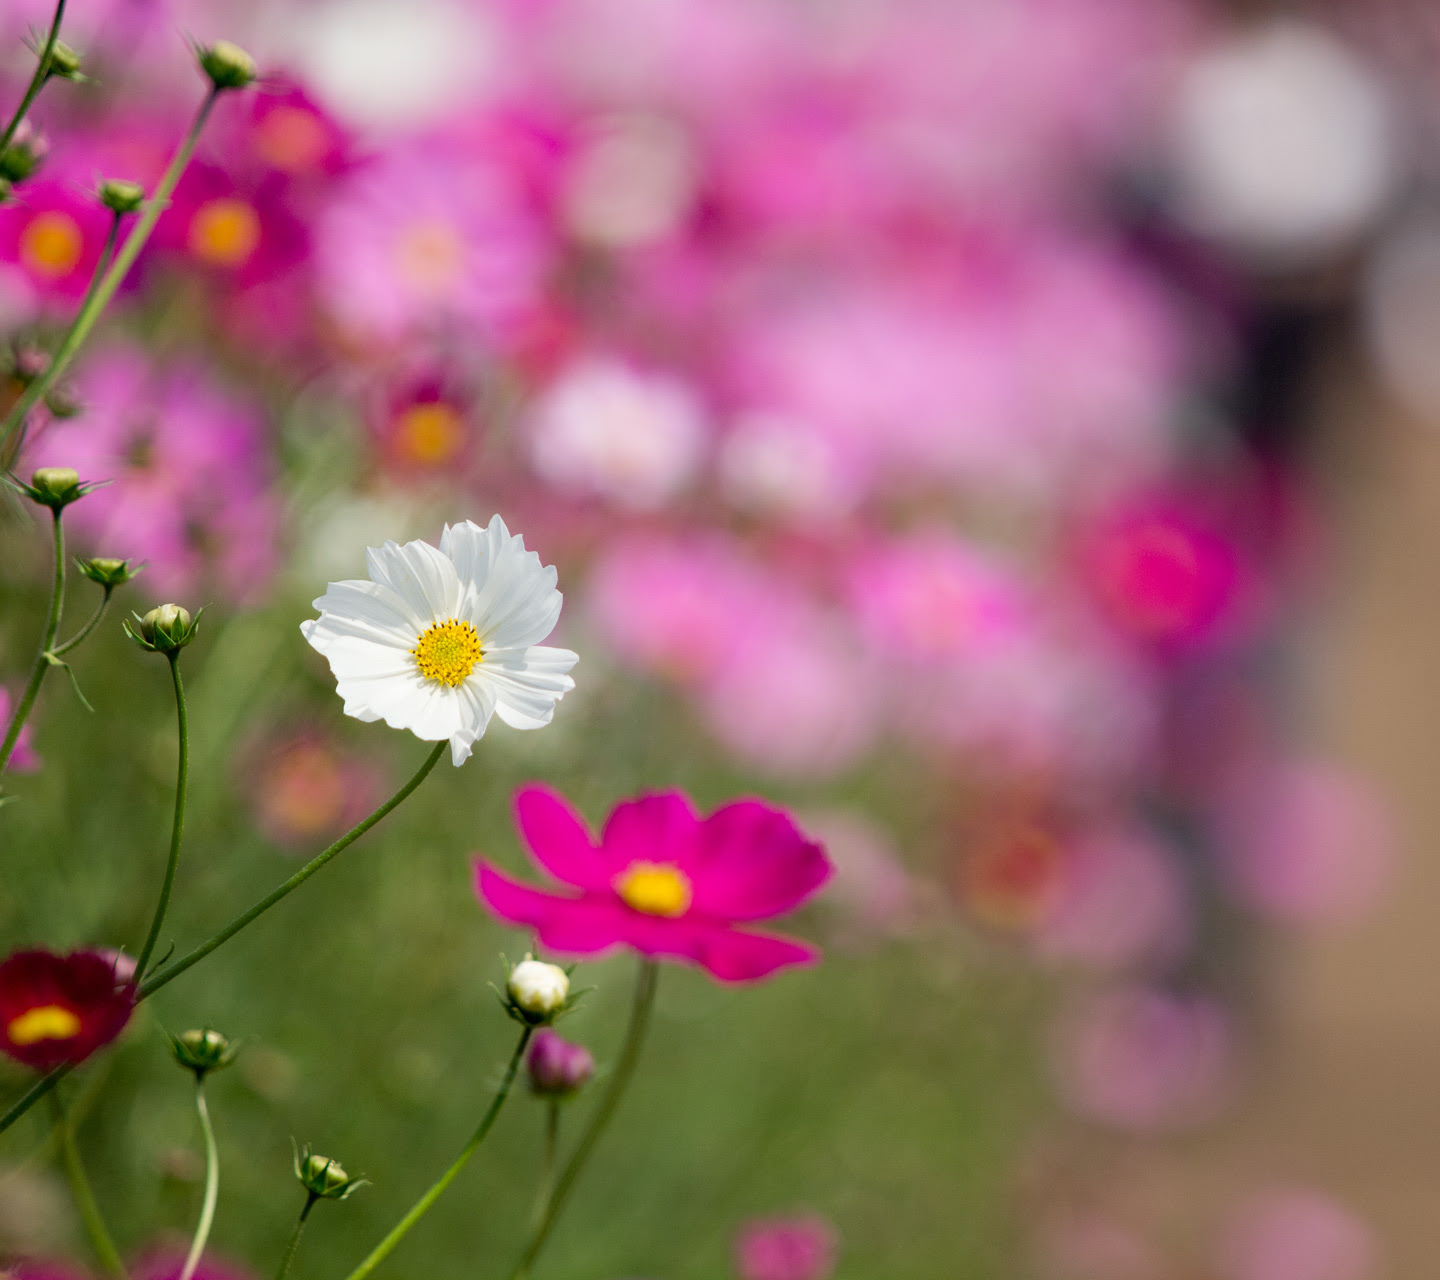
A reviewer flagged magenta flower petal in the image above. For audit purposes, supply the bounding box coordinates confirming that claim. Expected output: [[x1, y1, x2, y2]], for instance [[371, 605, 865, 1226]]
[[476, 862, 630, 953], [514, 784, 612, 891], [689, 801, 833, 921], [661, 919, 820, 983], [601, 792, 702, 867]]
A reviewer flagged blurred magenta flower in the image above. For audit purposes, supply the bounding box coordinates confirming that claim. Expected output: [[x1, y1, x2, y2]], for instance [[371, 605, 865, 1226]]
[[734, 1213, 837, 1280], [0, 687, 41, 773], [132, 1249, 259, 1280], [528, 358, 708, 510], [245, 730, 381, 850], [958, 819, 1068, 934], [0, 179, 114, 304], [27, 346, 279, 603], [1050, 984, 1232, 1132], [159, 161, 310, 286], [476, 785, 832, 982], [0, 949, 134, 1071], [315, 138, 549, 346], [370, 372, 475, 475], [1218, 1187, 1377, 1280], [243, 82, 351, 181]]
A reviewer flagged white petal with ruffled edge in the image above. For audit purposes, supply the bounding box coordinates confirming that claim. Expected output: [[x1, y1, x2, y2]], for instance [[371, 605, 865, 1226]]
[[301, 516, 578, 765]]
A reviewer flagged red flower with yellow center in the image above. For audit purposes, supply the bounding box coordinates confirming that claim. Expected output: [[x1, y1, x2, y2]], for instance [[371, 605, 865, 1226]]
[[0, 949, 135, 1070]]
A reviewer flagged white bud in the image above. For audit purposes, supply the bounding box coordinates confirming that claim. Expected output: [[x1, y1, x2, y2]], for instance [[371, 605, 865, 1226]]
[[507, 959, 568, 1018]]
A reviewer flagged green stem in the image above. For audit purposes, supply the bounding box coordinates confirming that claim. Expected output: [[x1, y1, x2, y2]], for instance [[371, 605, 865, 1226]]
[[527, 1100, 560, 1233], [179, 1076, 219, 1280], [0, 506, 66, 778], [50, 1088, 128, 1279], [0, 89, 219, 452], [341, 1026, 534, 1280], [506, 960, 659, 1280], [137, 739, 448, 999], [274, 1195, 317, 1280], [52, 584, 114, 658], [135, 652, 188, 980], [0, 0, 68, 158], [0, 740, 450, 1140]]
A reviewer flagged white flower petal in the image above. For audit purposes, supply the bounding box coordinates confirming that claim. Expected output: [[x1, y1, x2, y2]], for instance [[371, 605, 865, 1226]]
[[305, 580, 419, 649], [365, 538, 462, 626], [481, 644, 579, 729], [449, 517, 564, 649]]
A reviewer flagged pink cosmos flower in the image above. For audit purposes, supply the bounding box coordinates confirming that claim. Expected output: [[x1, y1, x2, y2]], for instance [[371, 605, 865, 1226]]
[[734, 1214, 838, 1280], [475, 785, 832, 983], [0, 178, 114, 304], [0, 687, 41, 774], [1218, 1188, 1377, 1280]]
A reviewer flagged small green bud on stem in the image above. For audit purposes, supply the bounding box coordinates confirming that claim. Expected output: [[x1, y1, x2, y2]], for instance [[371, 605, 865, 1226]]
[[98, 179, 145, 215], [125, 603, 202, 654], [293, 1143, 368, 1202], [198, 41, 257, 91], [26, 466, 82, 510], [171, 1027, 237, 1078]]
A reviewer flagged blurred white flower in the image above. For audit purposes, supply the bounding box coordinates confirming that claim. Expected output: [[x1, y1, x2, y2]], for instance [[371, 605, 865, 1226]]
[[1171, 21, 1397, 259], [529, 359, 708, 509], [301, 517, 578, 766], [562, 113, 699, 248], [718, 411, 864, 522]]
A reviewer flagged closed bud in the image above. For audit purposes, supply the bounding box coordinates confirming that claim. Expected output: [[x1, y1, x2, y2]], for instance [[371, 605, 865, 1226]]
[[293, 1143, 367, 1201], [198, 40, 257, 91], [171, 1027, 237, 1076], [0, 123, 48, 184], [526, 1028, 594, 1098], [505, 957, 570, 1023], [98, 179, 145, 215], [78, 557, 139, 589], [27, 466, 82, 509], [45, 41, 82, 81], [125, 603, 202, 654]]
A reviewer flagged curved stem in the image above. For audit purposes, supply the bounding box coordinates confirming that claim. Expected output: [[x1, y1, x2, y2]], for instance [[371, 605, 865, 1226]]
[[135, 653, 188, 980], [52, 584, 114, 658], [178, 1077, 219, 1280], [274, 1195, 317, 1280], [341, 1026, 534, 1280], [507, 960, 659, 1280], [0, 507, 66, 778], [50, 1088, 128, 1279], [0, 90, 219, 452], [137, 739, 447, 999], [0, 0, 68, 158]]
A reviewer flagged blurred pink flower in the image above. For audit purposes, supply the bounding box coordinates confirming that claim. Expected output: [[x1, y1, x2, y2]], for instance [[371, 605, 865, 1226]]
[[528, 358, 707, 509], [1050, 984, 1232, 1132], [244, 730, 382, 851], [718, 411, 866, 524], [1035, 1212, 1165, 1280], [243, 82, 352, 182], [1218, 758, 1393, 926], [26, 346, 279, 603], [315, 139, 549, 346], [0, 179, 115, 304], [132, 1250, 258, 1280], [734, 1214, 838, 1280], [0, 687, 41, 774], [1218, 1188, 1377, 1280], [369, 370, 476, 475], [800, 809, 916, 946], [476, 785, 832, 983]]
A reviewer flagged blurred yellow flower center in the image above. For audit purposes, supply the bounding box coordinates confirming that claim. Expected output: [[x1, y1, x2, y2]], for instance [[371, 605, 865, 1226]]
[[616, 862, 692, 917], [20, 212, 83, 278], [9, 1004, 80, 1045], [395, 402, 465, 467], [256, 106, 328, 172], [189, 198, 262, 268], [397, 221, 464, 294], [412, 618, 482, 686]]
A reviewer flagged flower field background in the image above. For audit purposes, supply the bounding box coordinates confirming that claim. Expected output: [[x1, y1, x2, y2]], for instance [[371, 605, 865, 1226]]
[[0, 0, 1432, 1277]]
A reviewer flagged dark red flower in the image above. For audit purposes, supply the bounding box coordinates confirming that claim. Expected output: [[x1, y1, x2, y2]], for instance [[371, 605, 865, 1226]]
[[0, 949, 135, 1070]]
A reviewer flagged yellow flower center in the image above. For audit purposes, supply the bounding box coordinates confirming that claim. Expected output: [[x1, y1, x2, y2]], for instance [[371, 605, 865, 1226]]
[[20, 212, 84, 278], [412, 618, 483, 687], [395, 402, 465, 467], [8, 1004, 81, 1046], [188, 198, 262, 268], [616, 862, 692, 917]]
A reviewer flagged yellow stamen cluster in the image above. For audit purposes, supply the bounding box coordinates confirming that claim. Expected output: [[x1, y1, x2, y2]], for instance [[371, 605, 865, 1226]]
[[412, 618, 483, 687], [616, 862, 693, 917], [8, 1004, 81, 1046]]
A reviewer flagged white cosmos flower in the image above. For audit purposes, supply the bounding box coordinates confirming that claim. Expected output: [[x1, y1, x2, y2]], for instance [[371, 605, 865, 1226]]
[[300, 516, 578, 766]]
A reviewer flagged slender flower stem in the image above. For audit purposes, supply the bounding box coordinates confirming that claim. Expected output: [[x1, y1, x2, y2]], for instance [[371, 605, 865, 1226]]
[[52, 585, 115, 658], [138, 738, 448, 999], [342, 1026, 534, 1280], [0, 507, 66, 779], [528, 1100, 561, 1232], [0, 0, 67, 158], [0, 89, 219, 452], [49, 1089, 128, 1279], [135, 652, 188, 980], [0, 740, 450, 1139], [179, 1077, 219, 1280], [274, 1195, 318, 1280], [507, 960, 659, 1280]]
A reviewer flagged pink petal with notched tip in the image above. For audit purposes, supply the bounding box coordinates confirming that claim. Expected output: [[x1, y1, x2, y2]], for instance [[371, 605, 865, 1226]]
[[476, 863, 633, 953], [514, 784, 613, 892], [688, 801, 833, 921]]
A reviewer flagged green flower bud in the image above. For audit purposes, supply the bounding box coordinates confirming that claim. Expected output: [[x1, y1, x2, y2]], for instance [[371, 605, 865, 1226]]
[[98, 179, 145, 215], [27, 466, 82, 509], [45, 41, 82, 81], [124, 603, 202, 654], [171, 1027, 237, 1076], [77, 557, 140, 589], [198, 40, 257, 91], [293, 1143, 368, 1202]]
